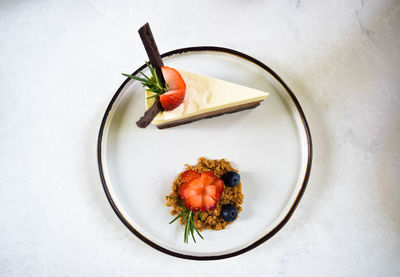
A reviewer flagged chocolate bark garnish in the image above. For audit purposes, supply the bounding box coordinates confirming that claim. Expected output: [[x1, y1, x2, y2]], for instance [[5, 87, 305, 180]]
[[138, 23, 165, 86], [136, 98, 163, 128], [135, 23, 166, 128]]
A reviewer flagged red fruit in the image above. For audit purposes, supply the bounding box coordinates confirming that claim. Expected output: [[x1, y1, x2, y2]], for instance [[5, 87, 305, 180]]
[[161, 66, 186, 90], [181, 170, 201, 183], [159, 89, 185, 111], [160, 66, 186, 111], [178, 171, 224, 212]]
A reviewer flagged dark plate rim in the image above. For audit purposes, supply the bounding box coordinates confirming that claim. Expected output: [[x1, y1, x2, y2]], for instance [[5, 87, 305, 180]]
[[97, 46, 313, 260]]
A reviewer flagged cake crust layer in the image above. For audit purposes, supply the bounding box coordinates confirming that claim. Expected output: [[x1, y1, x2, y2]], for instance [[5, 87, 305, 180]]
[[156, 100, 262, 129]]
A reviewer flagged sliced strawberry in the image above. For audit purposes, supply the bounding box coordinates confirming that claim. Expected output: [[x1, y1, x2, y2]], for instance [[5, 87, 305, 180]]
[[161, 66, 186, 90], [200, 171, 216, 186], [181, 170, 201, 183], [177, 181, 188, 198], [178, 171, 224, 211], [159, 66, 186, 111], [159, 88, 185, 111], [203, 194, 218, 210], [211, 178, 224, 194]]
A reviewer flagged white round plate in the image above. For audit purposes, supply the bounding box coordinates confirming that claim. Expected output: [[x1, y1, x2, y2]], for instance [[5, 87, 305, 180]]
[[97, 47, 312, 260]]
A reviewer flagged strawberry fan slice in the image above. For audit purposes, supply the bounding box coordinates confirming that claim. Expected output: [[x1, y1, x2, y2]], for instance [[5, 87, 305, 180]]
[[178, 171, 224, 212]]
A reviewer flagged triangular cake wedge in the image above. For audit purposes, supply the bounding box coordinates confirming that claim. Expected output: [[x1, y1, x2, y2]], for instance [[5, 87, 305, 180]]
[[146, 69, 269, 129]]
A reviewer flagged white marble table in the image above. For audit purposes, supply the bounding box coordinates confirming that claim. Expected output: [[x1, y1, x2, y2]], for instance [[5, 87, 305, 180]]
[[1, 0, 399, 276]]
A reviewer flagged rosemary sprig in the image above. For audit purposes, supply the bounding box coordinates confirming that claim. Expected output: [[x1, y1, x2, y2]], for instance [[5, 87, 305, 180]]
[[122, 62, 168, 99], [167, 198, 204, 243]]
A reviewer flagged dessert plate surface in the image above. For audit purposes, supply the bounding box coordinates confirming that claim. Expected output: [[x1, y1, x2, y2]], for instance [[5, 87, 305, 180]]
[[98, 46, 312, 260]]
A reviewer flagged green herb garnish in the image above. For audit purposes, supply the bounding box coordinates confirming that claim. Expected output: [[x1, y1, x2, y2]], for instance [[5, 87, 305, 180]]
[[122, 62, 168, 99], [167, 196, 204, 244]]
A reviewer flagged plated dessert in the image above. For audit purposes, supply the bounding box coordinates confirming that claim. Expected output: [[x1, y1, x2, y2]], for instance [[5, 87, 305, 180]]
[[123, 23, 269, 129], [99, 22, 312, 258], [166, 157, 244, 243], [119, 23, 270, 244]]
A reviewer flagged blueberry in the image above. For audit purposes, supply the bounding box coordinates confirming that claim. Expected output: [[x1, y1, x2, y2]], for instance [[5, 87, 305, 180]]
[[221, 204, 238, 222], [221, 171, 240, 187]]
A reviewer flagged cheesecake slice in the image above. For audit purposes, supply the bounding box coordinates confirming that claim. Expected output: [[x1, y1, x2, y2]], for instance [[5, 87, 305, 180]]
[[145, 69, 269, 129]]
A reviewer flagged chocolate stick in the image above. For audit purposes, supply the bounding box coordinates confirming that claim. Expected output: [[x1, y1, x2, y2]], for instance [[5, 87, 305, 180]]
[[136, 99, 163, 128], [138, 23, 165, 85], [136, 23, 165, 128]]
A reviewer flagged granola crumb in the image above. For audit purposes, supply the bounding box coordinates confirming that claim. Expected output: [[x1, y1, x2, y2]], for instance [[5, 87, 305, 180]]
[[166, 157, 244, 231]]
